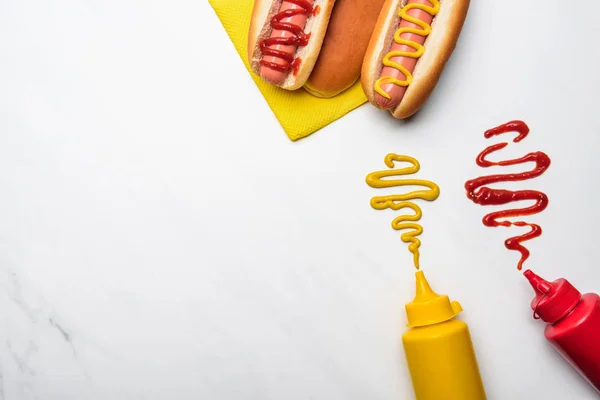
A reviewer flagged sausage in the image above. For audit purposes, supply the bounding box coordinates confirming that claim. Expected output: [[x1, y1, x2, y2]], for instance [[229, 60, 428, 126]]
[[259, 0, 314, 85], [374, 0, 435, 110]]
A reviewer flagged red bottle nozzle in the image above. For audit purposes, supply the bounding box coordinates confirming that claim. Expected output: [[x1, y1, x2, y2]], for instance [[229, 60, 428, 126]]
[[524, 269, 581, 324], [524, 269, 552, 294]]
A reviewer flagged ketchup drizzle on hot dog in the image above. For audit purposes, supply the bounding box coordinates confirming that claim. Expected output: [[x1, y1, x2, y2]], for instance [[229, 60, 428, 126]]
[[291, 57, 302, 75], [465, 121, 551, 270], [259, 0, 313, 73]]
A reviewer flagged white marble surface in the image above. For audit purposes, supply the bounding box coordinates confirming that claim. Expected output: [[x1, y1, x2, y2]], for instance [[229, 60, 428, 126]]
[[1, 0, 600, 399]]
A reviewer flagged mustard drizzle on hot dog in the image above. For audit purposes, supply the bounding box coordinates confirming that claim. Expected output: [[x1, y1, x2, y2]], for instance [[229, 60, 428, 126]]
[[374, 0, 440, 100]]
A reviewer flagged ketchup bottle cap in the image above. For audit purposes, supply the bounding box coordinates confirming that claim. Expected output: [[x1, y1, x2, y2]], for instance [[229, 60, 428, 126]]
[[523, 269, 581, 323]]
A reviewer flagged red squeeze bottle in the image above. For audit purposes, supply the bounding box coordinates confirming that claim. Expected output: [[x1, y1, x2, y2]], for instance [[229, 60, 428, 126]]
[[524, 269, 600, 392]]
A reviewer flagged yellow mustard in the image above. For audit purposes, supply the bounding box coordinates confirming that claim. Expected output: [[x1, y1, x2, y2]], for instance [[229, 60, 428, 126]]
[[374, 0, 440, 100], [365, 154, 439, 269], [403, 270, 487, 400]]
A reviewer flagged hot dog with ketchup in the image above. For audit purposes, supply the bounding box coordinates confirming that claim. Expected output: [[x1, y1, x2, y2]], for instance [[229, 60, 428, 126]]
[[248, 0, 335, 91], [248, 0, 387, 96], [362, 0, 469, 118]]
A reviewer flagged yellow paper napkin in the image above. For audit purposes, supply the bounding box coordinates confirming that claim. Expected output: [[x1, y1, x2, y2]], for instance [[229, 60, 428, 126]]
[[208, 0, 368, 141]]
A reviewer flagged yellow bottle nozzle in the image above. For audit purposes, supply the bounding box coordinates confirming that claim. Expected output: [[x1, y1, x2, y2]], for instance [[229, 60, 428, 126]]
[[414, 270, 437, 301], [405, 271, 463, 328]]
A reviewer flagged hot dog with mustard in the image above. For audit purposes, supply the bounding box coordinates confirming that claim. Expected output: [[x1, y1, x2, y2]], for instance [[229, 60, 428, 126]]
[[362, 0, 470, 118]]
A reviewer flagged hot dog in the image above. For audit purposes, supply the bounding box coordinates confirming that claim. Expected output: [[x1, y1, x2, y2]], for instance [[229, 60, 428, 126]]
[[248, 0, 335, 91], [248, 0, 387, 96], [259, 1, 314, 85], [361, 0, 470, 118]]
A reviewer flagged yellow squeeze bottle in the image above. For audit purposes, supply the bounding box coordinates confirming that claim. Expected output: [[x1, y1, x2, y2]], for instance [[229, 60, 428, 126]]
[[402, 271, 486, 400]]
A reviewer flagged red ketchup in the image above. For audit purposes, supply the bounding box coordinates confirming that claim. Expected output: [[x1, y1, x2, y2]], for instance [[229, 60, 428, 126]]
[[524, 269, 600, 392], [465, 120, 551, 270]]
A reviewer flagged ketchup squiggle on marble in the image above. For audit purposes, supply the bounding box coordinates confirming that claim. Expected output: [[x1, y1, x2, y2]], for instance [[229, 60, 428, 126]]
[[465, 120, 551, 270]]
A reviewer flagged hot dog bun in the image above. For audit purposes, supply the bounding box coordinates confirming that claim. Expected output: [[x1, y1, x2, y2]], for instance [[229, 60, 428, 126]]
[[248, 0, 335, 91], [361, 0, 469, 119], [304, 0, 386, 98]]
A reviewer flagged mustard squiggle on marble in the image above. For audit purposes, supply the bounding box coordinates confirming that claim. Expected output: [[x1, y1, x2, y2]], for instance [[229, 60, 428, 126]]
[[366, 154, 440, 269]]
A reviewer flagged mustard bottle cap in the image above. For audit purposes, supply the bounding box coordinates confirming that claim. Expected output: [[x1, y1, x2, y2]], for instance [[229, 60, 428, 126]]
[[405, 271, 463, 327]]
